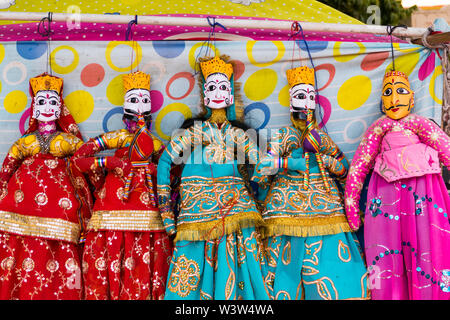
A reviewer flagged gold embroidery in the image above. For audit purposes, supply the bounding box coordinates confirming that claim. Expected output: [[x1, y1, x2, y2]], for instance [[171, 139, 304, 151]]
[[175, 175, 263, 242], [275, 291, 291, 300], [225, 233, 237, 300], [200, 290, 213, 300], [301, 265, 320, 276], [281, 241, 291, 265], [0, 210, 80, 243], [168, 254, 200, 298], [303, 276, 339, 300], [88, 210, 164, 232], [303, 240, 322, 266], [338, 239, 352, 263], [1, 256, 15, 271]]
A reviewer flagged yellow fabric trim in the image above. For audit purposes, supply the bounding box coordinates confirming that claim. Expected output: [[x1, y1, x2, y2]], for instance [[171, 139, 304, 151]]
[[262, 215, 351, 238], [175, 210, 264, 242], [88, 210, 165, 232], [0, 210, 80, 243]]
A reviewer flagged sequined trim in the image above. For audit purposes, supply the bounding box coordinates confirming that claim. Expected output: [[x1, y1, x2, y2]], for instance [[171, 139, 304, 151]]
[[87, 210, 165, 232], [0, 210, 80, 243], [176, 210, 264, 242], [262, 215, 351, 238]]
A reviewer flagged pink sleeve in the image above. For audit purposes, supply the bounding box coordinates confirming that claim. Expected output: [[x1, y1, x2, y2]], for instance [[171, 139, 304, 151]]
[[344, 116, 393, 230], [405, 115, 450, 168]]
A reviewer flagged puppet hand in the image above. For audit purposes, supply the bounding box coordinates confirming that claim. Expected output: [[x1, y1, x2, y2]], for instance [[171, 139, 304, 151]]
[[257, 155, 278, 175], [291, 147, 304, 159]]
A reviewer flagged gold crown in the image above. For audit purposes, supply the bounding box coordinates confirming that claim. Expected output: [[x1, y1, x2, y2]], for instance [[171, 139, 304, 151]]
[[200, 56, 233, 80], [123, 71, 151, 92], [384, 70, 409, 82], [29, 74, 63, 95], [286, 66, 315, 88]]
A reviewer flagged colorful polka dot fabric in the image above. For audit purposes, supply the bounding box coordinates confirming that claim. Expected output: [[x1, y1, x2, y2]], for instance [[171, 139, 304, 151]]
[[0, 38, 443, 163]]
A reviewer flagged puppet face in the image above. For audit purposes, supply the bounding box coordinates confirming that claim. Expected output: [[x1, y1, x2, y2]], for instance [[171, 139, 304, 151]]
[[381, 74, 414, 120], [123, 88, 152, 123], [203, 73, 233, 110], [289, 83, 316, 117], [32, 90, 61, 122]]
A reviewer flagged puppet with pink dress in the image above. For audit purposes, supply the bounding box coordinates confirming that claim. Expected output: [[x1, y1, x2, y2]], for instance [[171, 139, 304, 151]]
[[344, 66, 450, 299]]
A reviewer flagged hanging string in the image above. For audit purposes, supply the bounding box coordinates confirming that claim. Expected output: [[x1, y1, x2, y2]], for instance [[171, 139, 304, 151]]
[[193, 16, 227, 76], [291, 21, 325, 128], [37, 12, 53, 75], [125, 15, 139, 72], [289, 21, 303, 69], [386, 24, 408, 71]]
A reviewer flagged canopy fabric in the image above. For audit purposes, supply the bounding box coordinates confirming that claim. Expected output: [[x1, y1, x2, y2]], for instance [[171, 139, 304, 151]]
[[1, 0, 362, 24], [0, 0, 399, 42]]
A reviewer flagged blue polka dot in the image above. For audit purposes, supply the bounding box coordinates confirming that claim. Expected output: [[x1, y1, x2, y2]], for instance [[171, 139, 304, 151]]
[[153, 41, 185, 58], [16, 41, 47, 60], [416, 267, 421, 272], [245, 102, 270, 130], [103, 107, 123, 132], [295, 40, 328, 53]]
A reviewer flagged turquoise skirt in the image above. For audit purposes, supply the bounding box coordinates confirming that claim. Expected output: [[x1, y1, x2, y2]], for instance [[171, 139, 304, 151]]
[[164, 227, 272, 300], [266, 231, 369, 300]]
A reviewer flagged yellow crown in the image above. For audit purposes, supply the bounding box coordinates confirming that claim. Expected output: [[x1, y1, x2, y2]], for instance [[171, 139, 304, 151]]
[[123, 71, 151, 92], [286, 66, 315, 88], [383, 70, 409, 83], [29, 74, 63, 95], [200, 56, 233, 80]]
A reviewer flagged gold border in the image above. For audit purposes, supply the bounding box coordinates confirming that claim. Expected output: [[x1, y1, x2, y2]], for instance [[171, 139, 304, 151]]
[[88, 210, 165, 232], [175, 210, 264, 242], [0, 210, 80, 243], [262, 215, 351, 238]]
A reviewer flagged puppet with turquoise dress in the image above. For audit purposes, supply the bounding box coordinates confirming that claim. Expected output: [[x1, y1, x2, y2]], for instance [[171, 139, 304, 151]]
[[157, 55, 272, 300]]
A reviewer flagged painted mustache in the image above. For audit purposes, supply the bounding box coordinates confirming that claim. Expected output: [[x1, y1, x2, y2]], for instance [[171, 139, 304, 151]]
[[291, 106, 308, 113], [384, 103, 409, 111], [123, 109, 152, 123]]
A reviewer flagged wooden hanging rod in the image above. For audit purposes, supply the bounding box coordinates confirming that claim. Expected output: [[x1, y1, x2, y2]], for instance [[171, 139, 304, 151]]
[[0, 11, 431, 39]]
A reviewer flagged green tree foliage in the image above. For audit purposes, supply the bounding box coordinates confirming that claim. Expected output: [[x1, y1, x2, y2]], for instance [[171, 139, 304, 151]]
[[317, 0, 417, 25]]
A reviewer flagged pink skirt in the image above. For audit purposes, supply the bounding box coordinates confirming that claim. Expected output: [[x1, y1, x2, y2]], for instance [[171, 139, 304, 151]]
[[364, 172, 450, 300]]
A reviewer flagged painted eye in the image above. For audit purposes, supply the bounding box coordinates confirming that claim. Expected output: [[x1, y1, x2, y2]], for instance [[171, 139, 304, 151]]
[[310, 95, 315, 101], [295, 93, 306, 99], [219, 84, 227, 90], [383, 88, 392, 96], [130, 97, 138, 103], [37, 99, 46, 105], [49, 100, 57, 105], [142, 98, 150, 103], [207, 85, 216, 91], [397, 87, 409, 94]]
